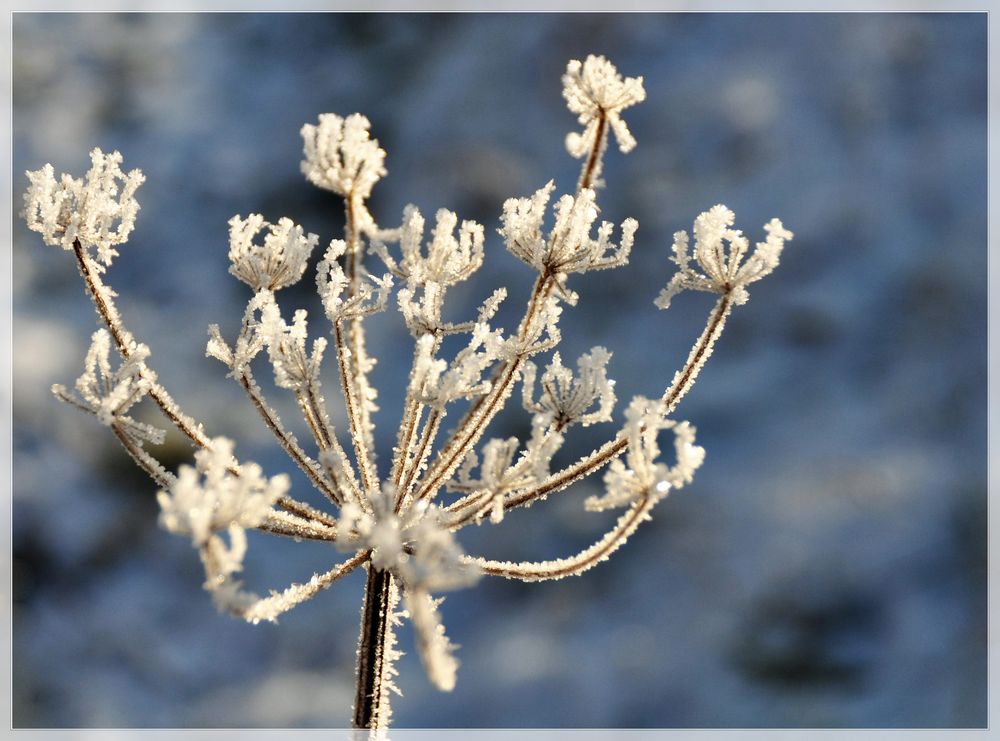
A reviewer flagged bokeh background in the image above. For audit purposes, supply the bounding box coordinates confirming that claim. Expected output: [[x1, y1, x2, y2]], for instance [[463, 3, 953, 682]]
[[12, 12, 987, 728]]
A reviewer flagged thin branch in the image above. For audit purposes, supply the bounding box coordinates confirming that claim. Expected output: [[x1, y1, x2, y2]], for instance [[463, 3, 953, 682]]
[[274, 495, 339, 529], [237, 370, 350, 509], [577, 112, 608, 193], [402, 408, 443, 504], [333, 191, 379, 497], [300, 382, 362, 505], [235, 550, 370, 624], [109, 422, 175, 489], [390, 338, 441, 509], [499, 292, 735, 515], [258, 509, 338, 542], [465, 494, 655, 581], [660, 293, 734, 415], [411, 276, 553, 505], [74, 240, 211, 448]]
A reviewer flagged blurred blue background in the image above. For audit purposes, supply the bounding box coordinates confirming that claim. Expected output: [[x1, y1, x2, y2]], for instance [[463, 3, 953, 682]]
[[12, 13, 986, 728]]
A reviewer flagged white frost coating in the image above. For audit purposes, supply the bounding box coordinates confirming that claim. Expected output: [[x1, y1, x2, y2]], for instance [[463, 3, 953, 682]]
[[374, 206, 485, 287], [227, 214, 319, 291], [301, 113, 387, 199], [316, 239, 394, 324], [655, 205, 794, 309], [522, 346, 616, 429], [501, 183, 636, 304], [255, 297, 327, 392], [449, 421, 564, 525], [23, 148, 144, 267], [336, 483, 478, 690], [338, 483, 479, 591], [563, 54, 646, 157], [206, 289, 274, 378], [404, 592, 460, 691], [370, 206, 494, 339], [157, 436, 288, 547], [585, 396, 705, 512], [234, 552, 366, 625], [51, 328, 164, 445], [507, 293, 563, 360], [464, 495, 657, 582], [413, 323, 506, 411]]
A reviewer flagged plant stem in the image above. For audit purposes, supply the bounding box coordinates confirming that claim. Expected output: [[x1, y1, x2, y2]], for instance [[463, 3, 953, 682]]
[[578, 112, 608, 192], [353, 566, 396, 730]]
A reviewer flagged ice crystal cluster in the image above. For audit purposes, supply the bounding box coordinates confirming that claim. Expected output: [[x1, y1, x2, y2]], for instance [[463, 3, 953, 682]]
[[24, 54, 791, 730]]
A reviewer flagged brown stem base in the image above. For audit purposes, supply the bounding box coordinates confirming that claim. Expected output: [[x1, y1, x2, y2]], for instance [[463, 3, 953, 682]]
[[352, 566, 395, 730]]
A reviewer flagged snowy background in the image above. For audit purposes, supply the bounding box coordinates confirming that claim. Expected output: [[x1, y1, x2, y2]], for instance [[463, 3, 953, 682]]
[[12, 13, 986, 728]]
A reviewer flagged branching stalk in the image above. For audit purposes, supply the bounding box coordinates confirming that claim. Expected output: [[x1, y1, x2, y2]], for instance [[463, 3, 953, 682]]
[[412, 276, 554, 504], [335, 192, 379, 496]]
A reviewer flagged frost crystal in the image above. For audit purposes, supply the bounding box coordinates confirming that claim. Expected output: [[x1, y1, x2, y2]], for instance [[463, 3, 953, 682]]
[[375, 206, 485, 288], [586, 396, 705, 512], [337, 484, 479, 690], [227, 214, 319, 291], [406, 319, 508, 412], [655, 205, 794, 309], [51, 329, 163, 444], [316, 239, 394, 323], [373, 206, 493, 338], [501, 182, 637, 303], [449, 424, 563, 524], [257, 298, 327, 392], [301, 113, 387, 200], [205, 290, 273, 379], [157, 437, 288, 547], [522, 347, 616, 429], [23, 148, 144, 267], [562, 55, 646, 190]]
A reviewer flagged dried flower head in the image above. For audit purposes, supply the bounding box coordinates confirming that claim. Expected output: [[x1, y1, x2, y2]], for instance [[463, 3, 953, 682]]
[[301, 113, 387, 200], [316, 239, 394, 324], [375, 206, 486, 288], [563, 55, 646, 154], [157, 437, 288, 547], [501, 182, 637, 303], [521, 347, 616, 430], [23, 148, 144, 267], [586, 396, 705, 512], [656, 205, 794, 309], [51, 328, 162, 444], [227, 214, 319, 291]]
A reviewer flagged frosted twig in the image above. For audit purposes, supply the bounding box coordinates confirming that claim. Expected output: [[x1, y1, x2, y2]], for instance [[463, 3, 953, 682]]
[[466, 495, 656, 581], [233, 550, 369, 624], [258, 509, 338, 542], [236, 368, 349, 506]]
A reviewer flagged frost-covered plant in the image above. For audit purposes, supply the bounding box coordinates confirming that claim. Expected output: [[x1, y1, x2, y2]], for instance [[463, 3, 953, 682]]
[[23, 53, 792, 730]]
